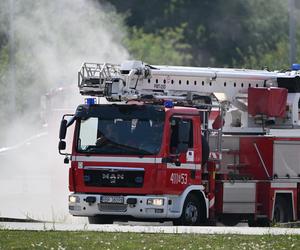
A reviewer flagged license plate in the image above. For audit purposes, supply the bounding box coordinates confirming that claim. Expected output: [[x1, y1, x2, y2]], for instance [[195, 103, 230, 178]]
[[100, 196, 124, 204]]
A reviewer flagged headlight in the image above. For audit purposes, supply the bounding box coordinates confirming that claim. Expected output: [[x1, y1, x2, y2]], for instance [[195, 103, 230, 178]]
[[69, 195, 80, 203], [147, 198, 164, 206]]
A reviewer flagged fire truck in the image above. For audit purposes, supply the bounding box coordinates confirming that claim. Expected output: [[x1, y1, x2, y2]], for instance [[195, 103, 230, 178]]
[[58, 60, 300, 226]]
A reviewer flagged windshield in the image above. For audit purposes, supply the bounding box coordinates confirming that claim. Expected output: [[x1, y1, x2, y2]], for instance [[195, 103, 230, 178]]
[[77, 115, 164, 155]]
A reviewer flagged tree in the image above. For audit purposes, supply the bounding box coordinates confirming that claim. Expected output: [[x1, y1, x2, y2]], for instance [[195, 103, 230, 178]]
[[124, 25, 192, 65], [237, 40, 290, 70]]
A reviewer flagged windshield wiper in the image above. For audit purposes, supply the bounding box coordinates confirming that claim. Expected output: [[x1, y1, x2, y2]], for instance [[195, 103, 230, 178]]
[[81, 137, 155, 155]]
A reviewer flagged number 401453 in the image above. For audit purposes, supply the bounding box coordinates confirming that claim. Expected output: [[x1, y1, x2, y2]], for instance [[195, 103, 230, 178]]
[[170, 173, 188, 184]]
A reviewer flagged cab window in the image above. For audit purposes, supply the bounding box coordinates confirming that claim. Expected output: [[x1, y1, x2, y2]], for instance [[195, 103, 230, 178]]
[[170, 118, 193, 154]]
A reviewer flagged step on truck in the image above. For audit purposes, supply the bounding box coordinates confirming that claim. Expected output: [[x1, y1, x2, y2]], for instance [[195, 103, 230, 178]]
[[59, 61, 300, 226]]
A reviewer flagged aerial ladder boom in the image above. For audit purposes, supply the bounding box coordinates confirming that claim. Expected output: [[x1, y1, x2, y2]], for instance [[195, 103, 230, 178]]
[[78, 60, 282, 102], [78, 60, 300, 129]]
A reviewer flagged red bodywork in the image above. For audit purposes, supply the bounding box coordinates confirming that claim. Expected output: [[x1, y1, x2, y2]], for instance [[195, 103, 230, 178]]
[[213, 136, 300, 221], [248, 87, 288, 118], [67, 103, 300, 223]]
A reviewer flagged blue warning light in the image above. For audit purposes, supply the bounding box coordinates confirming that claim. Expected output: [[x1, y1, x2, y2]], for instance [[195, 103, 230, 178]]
[[85, 98, 96, 105], [164, 100, 174, 108], [292, 64, 300, 71]]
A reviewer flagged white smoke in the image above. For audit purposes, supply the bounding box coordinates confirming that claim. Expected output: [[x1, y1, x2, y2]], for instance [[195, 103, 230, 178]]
[[0, 0, 128, 222]]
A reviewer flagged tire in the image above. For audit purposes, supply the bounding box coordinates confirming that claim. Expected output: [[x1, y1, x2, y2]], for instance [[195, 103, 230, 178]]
[[221, 215, 239, 226], [247, 219, 256, 227], [248, 218, 270, 227], [273, 197, 291, 223], [88, 215, 114, 224], [174, 194, 203, 226]]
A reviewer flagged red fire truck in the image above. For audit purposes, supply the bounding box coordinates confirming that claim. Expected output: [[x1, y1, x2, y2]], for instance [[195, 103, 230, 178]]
[[59, 61, 300, 226]]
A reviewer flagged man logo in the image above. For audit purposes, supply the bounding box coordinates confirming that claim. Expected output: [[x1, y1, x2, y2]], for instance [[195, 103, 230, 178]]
[[102, 173, 124, 184]]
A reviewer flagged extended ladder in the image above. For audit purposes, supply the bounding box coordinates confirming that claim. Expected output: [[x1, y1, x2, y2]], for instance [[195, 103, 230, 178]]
[[78, 60, 279, 104]]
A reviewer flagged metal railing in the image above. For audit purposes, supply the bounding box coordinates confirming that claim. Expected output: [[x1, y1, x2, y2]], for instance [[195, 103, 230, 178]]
[[78, 63, 120, 95]]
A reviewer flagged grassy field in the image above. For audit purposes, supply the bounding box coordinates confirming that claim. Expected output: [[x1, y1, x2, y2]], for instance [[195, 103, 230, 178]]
[[0, 230, 300, 249]]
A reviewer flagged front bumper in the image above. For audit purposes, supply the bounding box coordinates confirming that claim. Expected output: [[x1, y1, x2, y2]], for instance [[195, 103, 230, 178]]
[[69, 193, 182, 219]]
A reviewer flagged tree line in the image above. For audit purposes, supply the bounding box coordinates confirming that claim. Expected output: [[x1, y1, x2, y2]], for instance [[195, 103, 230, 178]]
[[105, 0, 300, 69]]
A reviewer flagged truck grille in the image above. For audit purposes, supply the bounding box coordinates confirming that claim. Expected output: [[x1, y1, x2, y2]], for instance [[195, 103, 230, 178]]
[[83, 168, 144, 188]]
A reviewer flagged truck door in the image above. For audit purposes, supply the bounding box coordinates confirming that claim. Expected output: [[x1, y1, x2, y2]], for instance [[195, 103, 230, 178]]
[[165, 116, 197, 193]]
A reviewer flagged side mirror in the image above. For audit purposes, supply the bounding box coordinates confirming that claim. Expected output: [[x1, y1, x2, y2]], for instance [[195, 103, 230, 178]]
[[58, 140, 66, 151], [59, 119, 68, 140]]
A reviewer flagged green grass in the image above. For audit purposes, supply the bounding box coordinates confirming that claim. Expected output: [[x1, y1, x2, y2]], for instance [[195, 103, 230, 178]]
[[0, 230, 299, 249]]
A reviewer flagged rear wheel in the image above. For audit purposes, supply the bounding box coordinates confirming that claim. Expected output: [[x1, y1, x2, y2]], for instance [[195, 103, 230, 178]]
[[221, 215, 240, 226], [88, 215, 114, 224], [248, 218, 270, 227], [174, 194, 203, 226], [273, 197, 292, 223]]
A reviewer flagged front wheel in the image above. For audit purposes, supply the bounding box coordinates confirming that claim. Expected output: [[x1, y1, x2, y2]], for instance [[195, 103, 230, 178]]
[[173, 194, 203, 226]]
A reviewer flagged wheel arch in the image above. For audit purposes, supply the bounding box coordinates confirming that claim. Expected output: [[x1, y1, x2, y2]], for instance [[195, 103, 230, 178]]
[[178, 185, 209, 219]]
